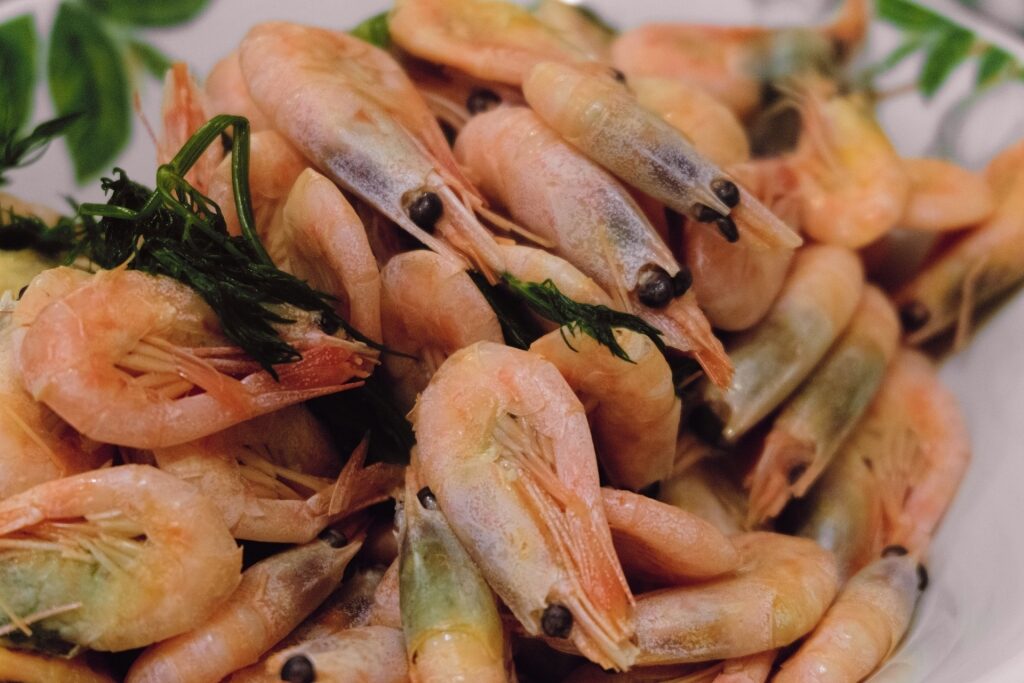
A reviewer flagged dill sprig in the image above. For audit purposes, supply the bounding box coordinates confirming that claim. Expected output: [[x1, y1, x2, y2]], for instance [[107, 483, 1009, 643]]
[[73, 114, 354, 376], [0, 208, 77, 256], [501, 273, 665, 363], [0, 113, 81, 186], [468, 271, 541, 350]]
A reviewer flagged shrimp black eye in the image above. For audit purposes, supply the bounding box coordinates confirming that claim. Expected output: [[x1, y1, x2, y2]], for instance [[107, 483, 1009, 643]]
[[786, 463, 808, 486], [672, 267, 693, 297], [417, 486, 438, 510], [711, 178, 741, 208], [715, 216, 739, 243], [694, 203, 723, 223], [542, 603, 573, 638], [17, 285, 28, 300], [318, 527, 348, 548], [637, 264, 674, 308], [611, 68, 627, 83], [407, 191, 444, 232], [899, 301, 930, 334], [917, 563, 930, 591], [467, 87, 501, 115], [280, 654, 315, 683]]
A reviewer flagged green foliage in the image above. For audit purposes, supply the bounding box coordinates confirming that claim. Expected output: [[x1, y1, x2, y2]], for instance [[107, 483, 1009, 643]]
[[0, 15, 37, 138], [83, 0, 211, 27], [128, 39, 173, 79], [351, 12, 391, 48], [0, 113, 80, 186]]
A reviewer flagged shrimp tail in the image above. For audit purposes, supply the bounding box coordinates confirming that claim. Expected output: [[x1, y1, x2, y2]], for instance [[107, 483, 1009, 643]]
[[730, 185, 804, 251], [651, 295, 733, 387], [314, 437, 403, 519], [746, 430, 813, 525]]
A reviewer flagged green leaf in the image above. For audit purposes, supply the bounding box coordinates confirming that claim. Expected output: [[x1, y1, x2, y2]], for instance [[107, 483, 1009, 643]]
[[976, 45, 1014, 87], [918, 27, 975, 97], [877, 0, 950, 31], [0, 113, 81, 184], [351, 12, 390, 48], [128, 40, 173, 79], [875, 37, 925, 74], [82, 0, 210, 27], [48, 2, 131, 182], [0, 15, 38, 136]]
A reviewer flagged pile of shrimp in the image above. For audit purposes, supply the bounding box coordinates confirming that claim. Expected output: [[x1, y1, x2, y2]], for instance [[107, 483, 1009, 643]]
[[7, 0, 1021, 680]]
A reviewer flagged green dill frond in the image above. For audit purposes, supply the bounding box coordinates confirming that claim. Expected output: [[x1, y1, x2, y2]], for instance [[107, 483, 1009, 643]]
[[0, 113, 81, 186], [468, 270, 541, 350], [501, 272, 665, 362], [351, 12, 391, 48], [0, 208, 77, 256]]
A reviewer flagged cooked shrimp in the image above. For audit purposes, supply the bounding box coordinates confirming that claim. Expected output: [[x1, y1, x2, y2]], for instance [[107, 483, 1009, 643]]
[[565, 662, 721, 683], [265, 626, 407, 683], [699, 245, 864, 443], [774, 553, 925, 683], [660, 457, 749, 537], [239, 22, 505, 276], [412, 342, 636, 670], [629, 77, 750, 168], [632, 533, 838, 664], [530, 326, 680, 490], [715, 651, 776, 683], [389, 0, 590, 86], [457, 106, 732, 385], [901, 158, 995, 232], [368, 558, 402, 630], [403, 58, 524, 134], [897, 138, 1024, 345], [523, 62, 802, 252], [533, 0, 614, 61], [400, 471, 507, 683], [602, 488, 739, 584], [500, 243, 612, 307], [204, 50, 273, 130], [684, 159, 799, 331], [158, 63, 222, 194], [380, 250, 504, 411], [791, 84, 910, 248], [747, 286, 900, 523], [13, 268, 374, 449], [126, 525, 364, 683], [0, 465, 241, 652], [151, 435, 400, 543], [0, 649, 114, 683], [610, 0, 867, 118]]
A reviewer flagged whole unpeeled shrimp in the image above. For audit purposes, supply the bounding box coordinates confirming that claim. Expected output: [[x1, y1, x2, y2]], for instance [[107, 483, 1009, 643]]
[[0, 465, 241, 652], [699, 245, 864, 443], [127, 525, 364, 682], [747, 286, 900, 523], [380, 250, 503, 411], [0, 649, 114, 683], [265, 626, 407, 683], [632, 532, 838, 665], [523, 62, 802, 251], [901, 158, 995, 232], [400, 471, 507, 683], [412, 342, 636, 670], [791, 84, 910, 248], [775, 553, 925, 683], [204, 50, 273, 130], [456, 106, 732, 385], [13, 268, 374, 449], [897, 138, 1024, 345], [239, 22, 505, 276], [530, 326, 679, 490]]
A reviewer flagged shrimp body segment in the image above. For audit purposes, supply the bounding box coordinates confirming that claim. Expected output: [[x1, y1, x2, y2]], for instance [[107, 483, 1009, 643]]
[[633, 533, 838, 665], [531, 327, 680, 491], [14, 268, 373, 449], [457, 106, 731, 385], [0, 649, 115, 683], [412, 342, 636, 670], [901, 157, 995, 232], [126, 529, 364, 683], [774, 554, 923, 683], [523, 62, 801, 251], [239, 22, 504, 276], [400, 472, 507, 683], [701, 245, 865, 443], [0, 465, 241, 652], [747, 286, 900, 523]]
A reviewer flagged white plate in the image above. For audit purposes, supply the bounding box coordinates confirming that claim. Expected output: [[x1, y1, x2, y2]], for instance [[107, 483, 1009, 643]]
[[3, 1, 1023, 681]]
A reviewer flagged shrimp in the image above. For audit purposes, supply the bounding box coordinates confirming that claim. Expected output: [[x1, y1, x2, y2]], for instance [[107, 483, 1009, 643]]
[[500, 243, 612, 307], [368, 559, 402, 630], [412, 342, 637, 670], [602, 488, 740, 584], [13, 268, 374, 449], [400, 471, 508, 683], [204, 50, 273, 130], [0, 649, 115, 683], [629, 77, 750, 168], [530, 326, 680, 490], [533, 0, 614, 61], [523, 62, 802, 252], [790, 84, 910, 248], [151, 434, 400, 543], [565, 662, 721, 683], [774, 553, 925, 683], [380, 250, 504, 411], [265, 626, 407, 683], [610, 0, 867, 118], [456, 106, 732, 385], [746, 286, 900, 523], [403, 58, 524, 134], [660, 458, 749, 537], [389, 0, 591, 86], [126, 524, 365, 683], [684, 159, 799, 331], [901, 158, 995, 232], [239, 22, 505, 277], [715, 651, 776, 683], [632, 533, 838, 665], [896, 138, 1024, 345], [698, 245, 864, 443], [158, 63, 222, 194], [0, 465, 241, 652]]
